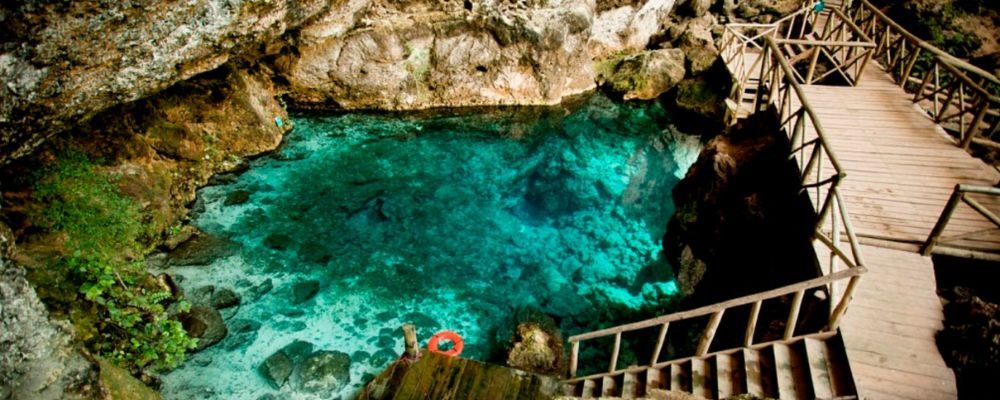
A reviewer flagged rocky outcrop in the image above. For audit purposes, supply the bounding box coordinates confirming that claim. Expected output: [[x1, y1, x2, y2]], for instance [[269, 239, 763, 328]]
[[0, 253, 97, 399], [604, 48, 686, 100], [664, 112, 819, 305], [278, 0, 599, 110], [590, 0, 679, 57], [3, 66, 289, 254], [0, 0, 327, 165], [506, 322, 564, 375], [179, 306, 228, 352]]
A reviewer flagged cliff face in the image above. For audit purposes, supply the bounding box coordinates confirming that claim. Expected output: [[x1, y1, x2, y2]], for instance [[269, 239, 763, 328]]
[[0, 0, 680, 164], [0, 0, 328, 165], [277, 0, 677, 109]]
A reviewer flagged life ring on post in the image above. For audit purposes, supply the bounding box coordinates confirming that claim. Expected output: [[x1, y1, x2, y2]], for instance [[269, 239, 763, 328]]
[[427, 331, 464, 357]]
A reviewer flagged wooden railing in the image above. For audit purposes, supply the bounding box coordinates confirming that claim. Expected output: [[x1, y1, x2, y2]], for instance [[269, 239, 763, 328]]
[[565, 35, 869, 380], [722, 4, 876, 120], [773, 8, 875, 86], [846, 0, 1000, 150], [721, 3, 824, 121], [921, 184, 1000, 258], [565, 260, 866, 381]]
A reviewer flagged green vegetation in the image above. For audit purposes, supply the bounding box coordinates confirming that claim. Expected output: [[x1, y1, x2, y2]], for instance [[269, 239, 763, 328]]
[[31, 150, 197, 373]]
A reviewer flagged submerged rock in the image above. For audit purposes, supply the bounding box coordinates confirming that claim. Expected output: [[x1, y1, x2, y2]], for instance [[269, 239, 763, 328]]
[[292, 280, 321, 304], [605, 49, 687, 100], [259, 351, 293, 389], [293, 351, 352, 394], [224, 190, 252, 206], [180, 306, 228, 352], [507, 322, 564, 375], [211, 288, 241, 309], [263, 233, 293, 251]]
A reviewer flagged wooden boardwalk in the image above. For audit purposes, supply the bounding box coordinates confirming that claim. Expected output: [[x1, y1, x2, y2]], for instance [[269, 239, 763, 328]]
[[792, 64, 997, 399], [832, 245, 957, 400], [795, 66, 1000, 255]]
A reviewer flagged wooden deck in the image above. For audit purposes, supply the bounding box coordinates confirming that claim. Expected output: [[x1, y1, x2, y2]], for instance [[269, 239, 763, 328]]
[[794, 65, 997, 399], [357, 352, 562, 400], [831, 244, 957, 400], [795, 66, 1000, 255]]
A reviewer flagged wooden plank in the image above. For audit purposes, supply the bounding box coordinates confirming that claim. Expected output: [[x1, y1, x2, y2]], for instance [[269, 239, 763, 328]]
[[742, 348, 765, 397], [690, 358, 713, 399], [621, 371, 637, 399], [803, 338, 835, 400], [645, 367, 665, 392], [772, 343, 801, 400], [715, 353, 735, 399]]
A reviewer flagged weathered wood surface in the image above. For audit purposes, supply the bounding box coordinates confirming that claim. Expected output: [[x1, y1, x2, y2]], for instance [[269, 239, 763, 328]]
[[793, 66, 1000, 255], [837, 245, 958, 400], [356, 351, 562, 400]]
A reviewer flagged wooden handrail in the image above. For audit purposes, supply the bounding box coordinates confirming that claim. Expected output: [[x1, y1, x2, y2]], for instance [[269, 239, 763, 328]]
[[763, 36, 846, 174], [921, 184, 1000, 256], [567, 267, 864, 343], [848, 0, 1000, 152], [855, 0, 1000, 87]]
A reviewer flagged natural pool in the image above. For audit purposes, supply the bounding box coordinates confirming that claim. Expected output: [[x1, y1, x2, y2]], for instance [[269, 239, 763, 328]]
[[160, 94, 702, 399]]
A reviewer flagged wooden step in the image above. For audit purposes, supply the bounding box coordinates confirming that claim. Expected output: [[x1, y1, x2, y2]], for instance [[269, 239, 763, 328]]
[[670, 362, 691, 393], [773, 342, 814, 400], [825, 333, 859, 397], [804, 338, 836, 399], [715, 353, 735, 399], [600, 376, 617, 397], [580, 379, 597, 398], [645, 367, 666, 393], [742, 348, 766, 398], [758, 347, 781, 399], [621, 371, 637, 399], [691, 357, 714, 399]]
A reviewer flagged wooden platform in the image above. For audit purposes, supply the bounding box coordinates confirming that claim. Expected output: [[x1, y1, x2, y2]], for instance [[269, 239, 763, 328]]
[[838, 245, 957, 400], [357, 352, 561, 400], [795, 66, 1000, 255]]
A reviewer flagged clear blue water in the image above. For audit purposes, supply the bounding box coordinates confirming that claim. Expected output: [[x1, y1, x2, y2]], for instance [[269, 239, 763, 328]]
[[160, 94, 702, 399]]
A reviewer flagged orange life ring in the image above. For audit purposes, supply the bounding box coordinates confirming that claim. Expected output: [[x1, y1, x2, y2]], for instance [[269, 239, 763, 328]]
[[427, 331, 464, 357]]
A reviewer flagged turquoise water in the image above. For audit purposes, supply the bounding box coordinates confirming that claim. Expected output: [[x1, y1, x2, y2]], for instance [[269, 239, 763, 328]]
[[160, 94, 702, 399]]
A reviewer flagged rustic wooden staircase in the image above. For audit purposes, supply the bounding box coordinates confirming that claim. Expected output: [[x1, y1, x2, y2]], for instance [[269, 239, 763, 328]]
[[561, 331, 857, 400]]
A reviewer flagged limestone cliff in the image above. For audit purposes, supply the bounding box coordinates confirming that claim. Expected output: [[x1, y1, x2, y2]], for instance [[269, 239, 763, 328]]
[[0, 0, 328, 165], [277, 0, 678, 110]]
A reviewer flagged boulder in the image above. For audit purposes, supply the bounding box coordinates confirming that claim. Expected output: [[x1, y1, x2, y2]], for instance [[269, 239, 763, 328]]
[[506, 322, 564, 375], [167, 234, 239, 267], [606, 49, 687, 100], [259, 351, 293, 389], [180, 306, 228, 352], [682, 0, 712, 17], [673, 76, 730, 127], [292, 280, 321, 304], [294, 351, 352, 394], [677, 21, 720, 76]]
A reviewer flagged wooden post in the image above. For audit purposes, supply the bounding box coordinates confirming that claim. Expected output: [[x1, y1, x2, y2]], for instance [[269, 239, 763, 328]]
[[806, 47, 822, 84], [650, 322, 669, 366], [784, 290, 805, 340], [744, 300, 762, 347], [609, 332, 622, 373], [696, 310, 725, 356], [959, 98, 991, 150], [402, 324, 420, 360], [569, 341, 580, 378], [827, 275, 861, 330], [921, 185, 964, 255]]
